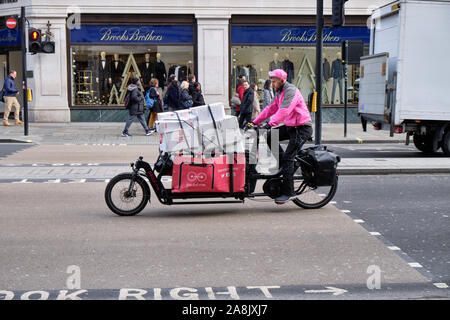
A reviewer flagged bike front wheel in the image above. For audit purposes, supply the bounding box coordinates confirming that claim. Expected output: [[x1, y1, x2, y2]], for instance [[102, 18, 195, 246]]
[[105, 173, 150, 216], [293, 175, 338, 209]]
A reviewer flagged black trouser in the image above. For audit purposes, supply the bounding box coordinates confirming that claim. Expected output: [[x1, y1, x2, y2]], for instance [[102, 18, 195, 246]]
[[265, 125, 313, 195], [239, 112, 252, 129]]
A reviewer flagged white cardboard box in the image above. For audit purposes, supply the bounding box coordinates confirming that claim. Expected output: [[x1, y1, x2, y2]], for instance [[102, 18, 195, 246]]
[[191, 103, 226, 123]]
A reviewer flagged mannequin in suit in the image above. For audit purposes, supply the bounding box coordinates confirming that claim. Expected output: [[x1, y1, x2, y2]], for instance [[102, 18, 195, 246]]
[[96, 51, 112, 102], [282, 53, 295, 83], [140, 53, 155, 89], [269, 52, 283, 71], [155, 52, 167, 89], [331, 52, 344, 104], [110, 53, 125, 88]]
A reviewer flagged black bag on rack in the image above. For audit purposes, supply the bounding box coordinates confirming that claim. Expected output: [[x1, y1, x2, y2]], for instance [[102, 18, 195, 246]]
[[300, 145, 340, 187], [154, 152, 173, 176]]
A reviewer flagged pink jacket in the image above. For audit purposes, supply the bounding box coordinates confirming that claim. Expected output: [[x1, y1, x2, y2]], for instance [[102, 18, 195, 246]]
[[253, 82, 311, 127]]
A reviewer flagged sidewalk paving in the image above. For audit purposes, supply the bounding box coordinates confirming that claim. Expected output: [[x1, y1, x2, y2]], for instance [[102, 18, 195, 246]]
[[1, 122, 449, 176], [0, 122, 406, 145]]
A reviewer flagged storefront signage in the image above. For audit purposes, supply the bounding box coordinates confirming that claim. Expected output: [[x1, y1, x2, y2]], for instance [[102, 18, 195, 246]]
[[70, 25, 193, 44], [0, 27, 21, 46], [231, 26, 370, 45]]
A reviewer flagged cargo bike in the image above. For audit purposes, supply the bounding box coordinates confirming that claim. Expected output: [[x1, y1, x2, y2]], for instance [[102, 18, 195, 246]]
[[104, 105, 340, 216]]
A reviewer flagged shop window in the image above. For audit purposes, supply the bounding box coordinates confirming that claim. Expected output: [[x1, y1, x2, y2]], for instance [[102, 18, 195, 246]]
[[231, 45, 361, 105], [70, 45, 194, 106]]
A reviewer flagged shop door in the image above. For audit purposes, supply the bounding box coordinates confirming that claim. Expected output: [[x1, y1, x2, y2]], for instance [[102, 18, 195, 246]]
[[0, 54, 7, 114]]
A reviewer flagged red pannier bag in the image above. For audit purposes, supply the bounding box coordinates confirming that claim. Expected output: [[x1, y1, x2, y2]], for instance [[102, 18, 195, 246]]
[[172, 153, 246, 193]]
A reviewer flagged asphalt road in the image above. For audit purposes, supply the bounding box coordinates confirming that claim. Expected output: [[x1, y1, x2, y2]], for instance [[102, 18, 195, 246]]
[[0, 181, 447, 300], [0, 143, 34, 160], [333, 174, 450, 284], [0, 143, 449, 300]]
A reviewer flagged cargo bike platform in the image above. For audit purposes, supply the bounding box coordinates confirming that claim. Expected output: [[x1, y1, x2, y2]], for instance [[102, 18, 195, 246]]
[[104, 104, 340, 216]]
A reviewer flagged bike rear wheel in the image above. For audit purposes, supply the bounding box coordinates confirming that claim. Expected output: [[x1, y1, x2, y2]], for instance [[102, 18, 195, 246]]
[[105, 173, 150, 216], [293, 175, 338, 209]]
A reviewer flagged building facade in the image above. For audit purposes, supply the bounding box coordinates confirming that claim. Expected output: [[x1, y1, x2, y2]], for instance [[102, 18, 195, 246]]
[[0, 0, 391, 123]]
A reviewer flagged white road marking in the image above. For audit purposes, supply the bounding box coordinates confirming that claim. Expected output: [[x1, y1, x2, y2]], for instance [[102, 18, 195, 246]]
[[353, 219, 365, 223], [433, 283, 449, 289], [12, 179, 32, 184], [341, 210, 351, 213], [305, 287, 347, 296], [388, 246, 401, 251], [408, 262, 423, 268], [44, 179, 61, 184], [370, 232, 381, 236]]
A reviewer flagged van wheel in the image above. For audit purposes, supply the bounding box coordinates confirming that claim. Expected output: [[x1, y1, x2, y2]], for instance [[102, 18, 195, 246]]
[[413, 133, 434, 153], [441, 131, 450, 156]]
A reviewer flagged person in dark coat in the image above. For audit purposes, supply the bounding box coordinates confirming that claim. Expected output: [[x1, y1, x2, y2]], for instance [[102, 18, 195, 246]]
[[164, 75, 180, 111], [178, 81, 193, 109], [122, 77, 151, 137], [238, 80, 254, 129], [191, 82, 206, 107]]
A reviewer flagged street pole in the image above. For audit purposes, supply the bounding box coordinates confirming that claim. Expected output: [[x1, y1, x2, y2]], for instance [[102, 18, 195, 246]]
[[20, 6, 29, 136], [343, 40, 348, 137], [315, 0, 324, 145]]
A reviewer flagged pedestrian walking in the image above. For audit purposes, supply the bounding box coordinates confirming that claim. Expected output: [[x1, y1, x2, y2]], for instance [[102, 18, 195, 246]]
[[238, 80, 254, 129], [145, 78, 164, 133], [251, 83, 261, 118], [164, 75, 180, 111], [262, 79, 274, 110], [188, 74, 196, 96], [178, 81, 193, 109], [121, 77, 152, 137], [191, 81, 206, 107], [2, 70, 23, 126], [235, 78, 245, 117]]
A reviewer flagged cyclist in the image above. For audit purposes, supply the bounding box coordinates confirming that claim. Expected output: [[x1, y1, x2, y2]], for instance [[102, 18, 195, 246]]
[[248, 69, 313, 204]]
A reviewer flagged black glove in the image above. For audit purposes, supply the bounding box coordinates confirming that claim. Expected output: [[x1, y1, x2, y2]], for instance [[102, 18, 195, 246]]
[[261, 123, 271, 130]]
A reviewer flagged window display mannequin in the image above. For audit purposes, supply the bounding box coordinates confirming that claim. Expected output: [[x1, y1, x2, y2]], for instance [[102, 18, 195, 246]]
[[269, 52, 283, 71], [331, 52, 344, 104], [322, 52, 331, 82], [155, 52, 167, 89], [139, 53, 155, 88], [96, 51, 112, 102], [282, 53, 295, 83], [248, 64, 257, 84], [110, 53, 125, 88]]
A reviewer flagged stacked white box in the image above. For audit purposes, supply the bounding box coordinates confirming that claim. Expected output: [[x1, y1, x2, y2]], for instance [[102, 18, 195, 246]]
[[197, 115, 245, 154], [156, 119, 201, 154], [156, 103, 244, 155], [190, 103, 226, 123], [157, 109, 194, 121]]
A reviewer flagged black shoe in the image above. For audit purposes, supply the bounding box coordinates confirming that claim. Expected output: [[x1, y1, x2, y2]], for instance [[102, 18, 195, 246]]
[[275, 194, 297, 205]]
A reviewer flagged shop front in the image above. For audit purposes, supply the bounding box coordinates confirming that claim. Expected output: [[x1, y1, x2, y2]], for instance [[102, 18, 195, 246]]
[[230, 16, 370, 122], [68, 14, 196, 121]]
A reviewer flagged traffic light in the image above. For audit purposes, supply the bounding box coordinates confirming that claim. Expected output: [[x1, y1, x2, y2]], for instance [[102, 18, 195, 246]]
[[28, 28, 42, 54], [28, 28, 55, 54], [332, 0, 348, 27]]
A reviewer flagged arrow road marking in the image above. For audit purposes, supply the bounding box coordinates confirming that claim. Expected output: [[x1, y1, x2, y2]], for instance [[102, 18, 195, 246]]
[[304, 287, 348, 296]]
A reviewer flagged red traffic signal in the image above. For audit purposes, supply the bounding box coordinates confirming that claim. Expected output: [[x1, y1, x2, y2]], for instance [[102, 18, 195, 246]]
[[28, 28, 42, 54]]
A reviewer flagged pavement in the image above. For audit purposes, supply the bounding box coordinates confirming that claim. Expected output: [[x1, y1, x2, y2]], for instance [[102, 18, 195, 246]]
[[0, 122, 449, 177], [1, 122, 406, 145]]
